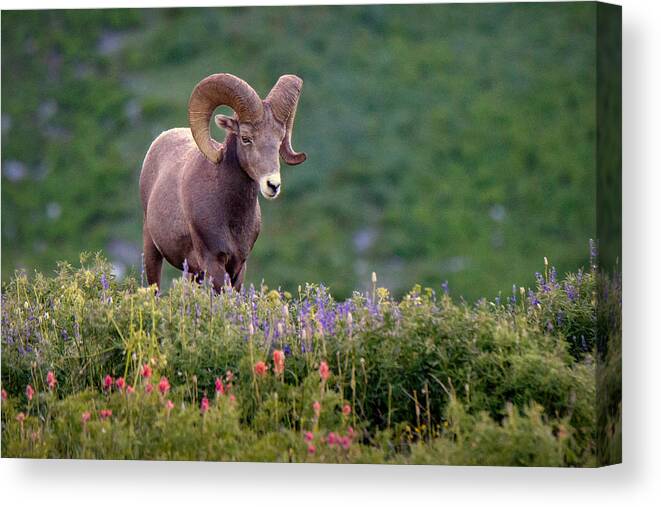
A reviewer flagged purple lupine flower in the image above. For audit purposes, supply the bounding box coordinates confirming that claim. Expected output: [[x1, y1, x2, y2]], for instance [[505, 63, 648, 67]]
[[101, 273, 110, 291], [441, 280, 449, 295], [549, 266, 557, 287], [589, 239, 598, 266], [564, 282, 576, 302], [527, 289, 540, 308], [283, 343, 292, 356], [509, 284, 517, 305], [182, 258, 189, 278], [576, 268, 584, 286], [556, 311, 565, 326]]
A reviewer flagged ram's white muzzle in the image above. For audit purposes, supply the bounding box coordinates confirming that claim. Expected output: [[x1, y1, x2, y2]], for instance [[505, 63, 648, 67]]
[[259, 172, 281, 200]]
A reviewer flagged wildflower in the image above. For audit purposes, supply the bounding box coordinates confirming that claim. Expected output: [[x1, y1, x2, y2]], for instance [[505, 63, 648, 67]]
[[115, 377, 126, 392], [103, 374, 113, 391], [441, 280, 449, 295], [347, 426, 355, 438], [225, 370, 234, 383], [340, 435, 351, 450], [273, 349, 285, 375], [313, 401, 321, 417], [304, 431, 314, 442], [81, 411, 91, 424], [327, 432, 337, 446], [254, 361, 268, 377], [215, 377, 225, 395], [200, 395, 210, 414], [166, 400, 175, 412], [46, 371, 57, 390], [342, 404, 351, 417], [158, 376, 170, 395], [126, 385, 135, 395], [26, 384, 34, 401], [16, 412, 26, 423], [307, 444, 316, 454], [145, 383, 154, 394], [141, 363, 152, 379], [565, 282, 577, 302], [99, 409, 112, 420], [2, 389, 7, 401], [229, 394, 236, 403], [319, 361, 330, 381]]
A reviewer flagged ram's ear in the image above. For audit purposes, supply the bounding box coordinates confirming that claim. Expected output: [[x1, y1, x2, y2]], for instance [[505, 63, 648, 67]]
[[214, 114, 239, 134]]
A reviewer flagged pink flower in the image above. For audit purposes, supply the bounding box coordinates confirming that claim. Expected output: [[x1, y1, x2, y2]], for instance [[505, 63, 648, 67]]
[[99, 409, 112, 420], [229, 394, 236, 404], [81, 411, 91, 424], [348, 426, 355, 438], [307, 444, 316, 454], [158, 376, 170, 395], [319, 361, 330, 381], [1, 389, 7, 401], [46, 371, 57, 390], [327, 432, 337, 446], [16, 412, 26, 423], [215, 377, 225, 395], [166, 400, 175, 411], [340, 436, 351, 450], [342, 404, 351, 416], [273, 350, 285, 375], [254, 361, 268, 377], [200, 396, 210, 414], [304, 431, 314, 442], [145, 383, 153, 394], [103, 374, 113, 391], [126, 385, 135, 395], [26, 384, 34, 401], [312, 401, 321, 417], [225, 370, 234, 383], [141, 364, 152, 379], [116, 377, 126, 392]]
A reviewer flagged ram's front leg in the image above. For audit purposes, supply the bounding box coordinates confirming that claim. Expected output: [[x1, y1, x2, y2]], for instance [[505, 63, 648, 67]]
[[204, 254, 230, 294], [233, 261, 247, 291]]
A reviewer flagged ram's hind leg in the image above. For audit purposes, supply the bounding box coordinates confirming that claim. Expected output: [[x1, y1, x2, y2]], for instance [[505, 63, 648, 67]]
[[143, 227, 163, 291]]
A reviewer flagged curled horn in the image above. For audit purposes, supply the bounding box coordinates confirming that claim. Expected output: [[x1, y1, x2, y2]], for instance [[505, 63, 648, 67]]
[[188, 73, 263, 164], [265, 74, 307, 165]]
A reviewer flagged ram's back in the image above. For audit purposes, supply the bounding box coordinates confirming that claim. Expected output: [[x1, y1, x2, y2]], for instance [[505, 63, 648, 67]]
[[139, 128, 198, 214]]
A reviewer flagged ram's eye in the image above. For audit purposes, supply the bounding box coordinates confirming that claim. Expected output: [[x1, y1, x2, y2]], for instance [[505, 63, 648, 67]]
[[241, 136, 253, 145]]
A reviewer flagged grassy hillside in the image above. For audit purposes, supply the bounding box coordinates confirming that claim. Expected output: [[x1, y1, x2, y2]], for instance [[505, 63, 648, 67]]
[[0, 252, 621, 465], [2, 4, 597, 300]]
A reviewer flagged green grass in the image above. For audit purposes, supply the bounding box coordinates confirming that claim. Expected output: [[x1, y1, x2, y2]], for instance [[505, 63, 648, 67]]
[[1, 252, 621, 465]]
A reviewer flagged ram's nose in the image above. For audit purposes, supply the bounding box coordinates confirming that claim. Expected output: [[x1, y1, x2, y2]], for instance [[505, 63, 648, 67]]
[[267, 180, 281, 194]]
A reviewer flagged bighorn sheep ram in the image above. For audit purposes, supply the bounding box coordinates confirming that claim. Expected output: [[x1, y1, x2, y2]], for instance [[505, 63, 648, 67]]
[[140, 73, 306, 292]]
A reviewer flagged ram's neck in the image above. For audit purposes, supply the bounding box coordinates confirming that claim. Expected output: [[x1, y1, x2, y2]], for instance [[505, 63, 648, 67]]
[[219, 133, 259, 217]]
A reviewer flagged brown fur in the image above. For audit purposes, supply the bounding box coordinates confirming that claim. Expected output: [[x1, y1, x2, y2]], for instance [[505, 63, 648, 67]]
[[139, 74, 306, 292]]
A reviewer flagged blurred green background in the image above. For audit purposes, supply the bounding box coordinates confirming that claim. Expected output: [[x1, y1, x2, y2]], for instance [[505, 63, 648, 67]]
[[1, 3, 598, 300]]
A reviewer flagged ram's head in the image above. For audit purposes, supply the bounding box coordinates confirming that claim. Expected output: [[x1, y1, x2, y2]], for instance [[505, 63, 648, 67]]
[[188, 73, 307, 199]]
